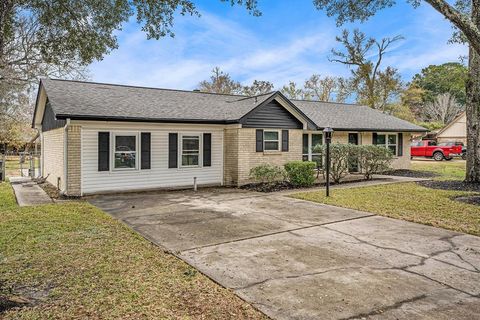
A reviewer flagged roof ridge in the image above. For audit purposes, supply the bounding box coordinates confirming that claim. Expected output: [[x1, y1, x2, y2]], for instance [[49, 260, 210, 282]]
[[291, 98, 363, 107], [230, 91, 277, 102], [42, 78, 249, 98]]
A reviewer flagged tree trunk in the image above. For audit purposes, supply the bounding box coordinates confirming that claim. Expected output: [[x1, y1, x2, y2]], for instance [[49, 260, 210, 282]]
[[466, 0, 480, 182]]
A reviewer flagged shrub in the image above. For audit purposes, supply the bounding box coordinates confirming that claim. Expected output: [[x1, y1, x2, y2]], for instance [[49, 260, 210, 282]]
[[313, 143, 359, 183], [357, 145, 394, 180], [284, 161, 316, 187], [249, 164, 286, 184]]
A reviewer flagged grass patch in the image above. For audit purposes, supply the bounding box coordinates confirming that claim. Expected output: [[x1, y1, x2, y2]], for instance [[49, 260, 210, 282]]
[[292, 182, 480, 236], [411, 161, 466, 181], [0, 182, 16, 210], [0, 184, 266, 319]]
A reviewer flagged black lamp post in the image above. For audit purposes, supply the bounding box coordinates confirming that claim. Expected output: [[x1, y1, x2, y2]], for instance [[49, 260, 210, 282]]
[[323, 127, 334, 197]]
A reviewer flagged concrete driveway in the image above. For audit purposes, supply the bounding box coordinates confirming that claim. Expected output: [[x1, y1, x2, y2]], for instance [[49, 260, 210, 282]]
[[89, 188, 480, 320]]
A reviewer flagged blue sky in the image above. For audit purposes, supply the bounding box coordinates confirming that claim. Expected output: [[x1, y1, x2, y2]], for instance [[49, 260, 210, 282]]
[[89, 0, 467, 90]]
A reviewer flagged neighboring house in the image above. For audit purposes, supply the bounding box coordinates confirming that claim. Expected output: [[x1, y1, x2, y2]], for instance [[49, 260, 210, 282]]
[[436, 112, 467, 145], [32, 79, 427, 196]]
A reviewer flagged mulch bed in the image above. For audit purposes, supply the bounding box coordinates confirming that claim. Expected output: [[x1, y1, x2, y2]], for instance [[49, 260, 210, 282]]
[[34, 179, 61, 199], [240, 181, 296, 192], [454, 195, 480, 206], [417, 180, 480, 192], [385, 169, 440, 179], [241, 177, 390, 193]]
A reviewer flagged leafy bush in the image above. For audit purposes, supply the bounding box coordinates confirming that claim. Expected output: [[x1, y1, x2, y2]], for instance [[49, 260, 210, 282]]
[[313, 143, 359, 183], [284, 161, 316, 187], [249, 164, 286, 184], [357, 145, 394, 180]]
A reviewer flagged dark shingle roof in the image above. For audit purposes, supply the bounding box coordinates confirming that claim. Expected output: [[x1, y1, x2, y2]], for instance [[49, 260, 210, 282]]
[[41, 78, 274, 123], [293, 100, 427, 132], [39, 78, 426, 132]]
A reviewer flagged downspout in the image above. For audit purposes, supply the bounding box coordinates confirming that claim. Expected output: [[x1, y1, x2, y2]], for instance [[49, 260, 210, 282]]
[[62, 119, 70, 195]]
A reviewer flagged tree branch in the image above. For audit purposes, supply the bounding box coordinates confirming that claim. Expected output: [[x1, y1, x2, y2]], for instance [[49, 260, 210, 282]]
[[424, 0, 480, 54]]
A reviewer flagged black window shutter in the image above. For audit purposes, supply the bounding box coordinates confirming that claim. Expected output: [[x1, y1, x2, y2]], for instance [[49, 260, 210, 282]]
[[203, 133, 212, 167], [141, 132, 151, 169], [98, 132, 110, 171], [256, 129, 264, 152], [372, 133, 378, 145], [282, 130, 289, 152], [168, 133, 178, 168], [398, 133, 403, 156]]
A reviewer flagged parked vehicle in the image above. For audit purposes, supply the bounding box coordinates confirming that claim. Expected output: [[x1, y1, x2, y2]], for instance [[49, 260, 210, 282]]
[[411, 140, 463, 161]]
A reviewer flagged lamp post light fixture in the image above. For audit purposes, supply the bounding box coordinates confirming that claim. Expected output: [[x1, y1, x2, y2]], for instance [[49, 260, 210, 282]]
[[323, 127, 334, 197]]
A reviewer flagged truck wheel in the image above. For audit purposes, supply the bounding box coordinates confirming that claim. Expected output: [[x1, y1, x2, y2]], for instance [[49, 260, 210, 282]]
[[445, 157, 453, 161], [433, 151, 444, 161]]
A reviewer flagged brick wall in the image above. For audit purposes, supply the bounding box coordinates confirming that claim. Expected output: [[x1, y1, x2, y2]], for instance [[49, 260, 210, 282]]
[[42, 128, 65, 191], [224, 128, 303, 185], [66, 125, 82, 196]]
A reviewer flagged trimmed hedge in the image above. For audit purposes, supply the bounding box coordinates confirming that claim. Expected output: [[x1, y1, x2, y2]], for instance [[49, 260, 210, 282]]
[[249, 164, 286, 184], [284, 161, 316, 187]]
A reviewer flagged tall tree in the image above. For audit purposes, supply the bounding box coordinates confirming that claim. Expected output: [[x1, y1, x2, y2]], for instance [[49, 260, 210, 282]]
[[412, 62, 468, 104], [242, 80, 274, 96], [424, 92, 464, 124], [197, 67, 242, 94], [304, 74, 349, 102], [330, 29, 403, 111], [311, 0, 480, 182], [280, 81, 310, 100], [0, 0, 258, 138], [401, 85, 427, 120]]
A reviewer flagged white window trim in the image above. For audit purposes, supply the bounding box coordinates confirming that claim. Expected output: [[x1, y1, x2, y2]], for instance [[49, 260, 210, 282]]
[[179, 133, 202, 168], [263, 129, 281, 152], [303, 132, 324, 161], [376, 133, 398, 156], [111, 132, 140, 171]]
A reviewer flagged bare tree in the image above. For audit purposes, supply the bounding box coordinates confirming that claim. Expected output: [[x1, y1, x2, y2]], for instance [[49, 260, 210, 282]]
[[424, 93, 465, 124], [330, 29, 403, 110], [280, 81, 310, 100], [304, 74, 348, 102], [197, 67, 242, 94], [242, 80, 274, 96]]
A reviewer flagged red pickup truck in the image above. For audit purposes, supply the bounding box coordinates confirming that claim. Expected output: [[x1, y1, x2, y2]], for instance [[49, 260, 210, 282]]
[[411, 140, 463, 161]]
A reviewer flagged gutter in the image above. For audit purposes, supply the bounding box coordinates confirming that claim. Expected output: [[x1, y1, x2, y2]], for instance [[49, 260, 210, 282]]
[[62, 118, 70, 195]]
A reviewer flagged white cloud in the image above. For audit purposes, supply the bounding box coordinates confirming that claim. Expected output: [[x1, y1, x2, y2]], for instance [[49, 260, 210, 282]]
[[89, 4, 468, 90]]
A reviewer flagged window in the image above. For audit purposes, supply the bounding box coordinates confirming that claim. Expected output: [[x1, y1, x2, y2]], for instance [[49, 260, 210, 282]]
[[114, 135, 137, 169], [311, 134, 323, 167], [302, 133, 323, 165], [376, 133, 397, 156], [181, 135, 200, 166], [302, 134, 309, 161], [264, 131, 280, 151]]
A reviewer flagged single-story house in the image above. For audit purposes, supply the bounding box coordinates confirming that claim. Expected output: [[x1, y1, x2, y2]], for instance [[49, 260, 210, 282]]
[[32, 78, 427, 196], [436, 112, 467, 145]]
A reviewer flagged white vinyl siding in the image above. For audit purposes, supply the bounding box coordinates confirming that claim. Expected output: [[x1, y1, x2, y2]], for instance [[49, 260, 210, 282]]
[[80, 124, 223, 194]]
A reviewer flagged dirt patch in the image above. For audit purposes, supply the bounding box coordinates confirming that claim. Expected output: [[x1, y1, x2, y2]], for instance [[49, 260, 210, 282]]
[[385, 169, 439, 179], [417, 180, 480, 192], [34, 179, 60, 199], [455, 195, 480, 206]]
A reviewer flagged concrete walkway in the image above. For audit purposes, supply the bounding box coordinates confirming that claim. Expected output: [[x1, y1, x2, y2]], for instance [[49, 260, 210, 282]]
[[10, 177, 52, 206], [89, 187, 480, 320]]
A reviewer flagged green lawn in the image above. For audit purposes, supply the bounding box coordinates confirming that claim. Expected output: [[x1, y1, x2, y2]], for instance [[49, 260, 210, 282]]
[[0, 182, 266, 319], [291, 161, 480, 236], [412, 160, 466, 180]]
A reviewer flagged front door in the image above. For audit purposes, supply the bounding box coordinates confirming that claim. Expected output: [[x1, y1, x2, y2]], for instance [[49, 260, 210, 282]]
[[348, 133, 359, 172]]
